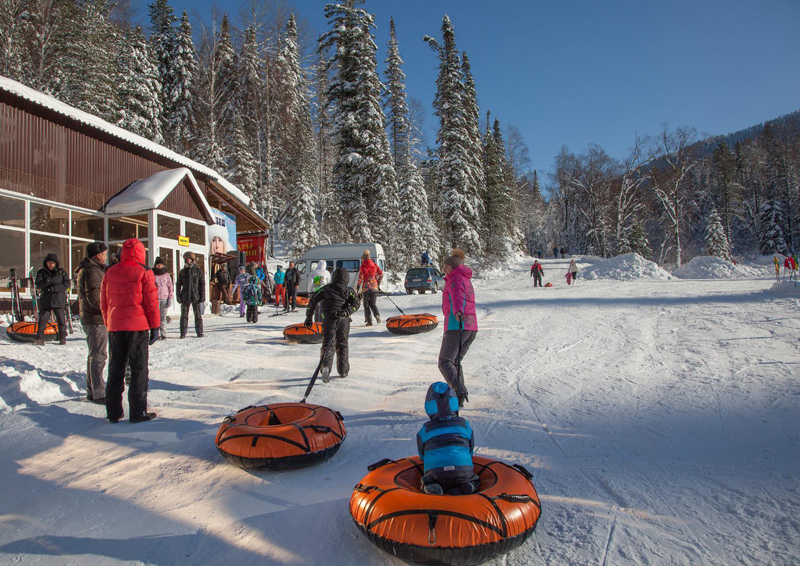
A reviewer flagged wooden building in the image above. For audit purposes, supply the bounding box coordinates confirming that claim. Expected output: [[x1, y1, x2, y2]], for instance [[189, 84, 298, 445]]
[[0, 76, 268, 315]]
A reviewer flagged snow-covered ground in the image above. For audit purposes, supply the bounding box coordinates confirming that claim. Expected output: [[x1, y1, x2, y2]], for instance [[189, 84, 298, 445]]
[[1, 257, 798, 565]]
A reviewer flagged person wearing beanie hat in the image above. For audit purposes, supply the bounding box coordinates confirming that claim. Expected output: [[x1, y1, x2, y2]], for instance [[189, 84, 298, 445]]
[[152, 257, 173, 339], [34, 253, 70, 346], [416, 382, 479, 495], [356, 250, 383, 326], [75, 242, 109, 401], [177, 251, 205, 337], [231, 264, 250, 318]]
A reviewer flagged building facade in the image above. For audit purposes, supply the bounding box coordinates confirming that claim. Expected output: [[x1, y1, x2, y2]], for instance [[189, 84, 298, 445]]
[[0, 76, 268, 316]]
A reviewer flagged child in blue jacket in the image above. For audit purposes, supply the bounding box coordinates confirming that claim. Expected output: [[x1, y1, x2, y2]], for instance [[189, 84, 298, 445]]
[[416, 382, 480, 495]]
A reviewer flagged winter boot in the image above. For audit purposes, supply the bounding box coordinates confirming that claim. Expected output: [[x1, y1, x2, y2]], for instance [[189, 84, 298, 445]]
[[422, 482, 444, 496], [321, 366, 331, 384], [130, 412, 157, 423]]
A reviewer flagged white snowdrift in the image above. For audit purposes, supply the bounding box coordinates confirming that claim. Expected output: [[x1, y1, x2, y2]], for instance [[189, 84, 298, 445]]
[[582, 253, 673, 280], [672, 255, 768, 279], [768, 280, 800, 297]]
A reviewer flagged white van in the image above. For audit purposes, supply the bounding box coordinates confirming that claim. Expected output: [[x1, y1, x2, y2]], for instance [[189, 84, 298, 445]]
[[296, 243, 385, 294]]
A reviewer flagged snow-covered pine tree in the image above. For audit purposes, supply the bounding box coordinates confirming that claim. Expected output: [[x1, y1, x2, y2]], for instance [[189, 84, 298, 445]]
[[274, 14, 318, 256], [54, 0, 119, 122], [424, 16, 482, 255], [235, 26, 266, 207], [704, 208, 732, 261], [147, 0, 177, 140], [625, 219, 652, 259], [482, 116, 517, 257], [321, 1, 398, 250], [461, 53, 486, 244], [385, 19, 438, 267], [0, 0, 26, 81], [193, 14, 237, 172], [312, 45, 341, 242], [230, 114, 259, 203], [116, 26, 164, 144], [758, 199, 788, 255], [711, 141, 742, 242], [165, 10, 197, 154]]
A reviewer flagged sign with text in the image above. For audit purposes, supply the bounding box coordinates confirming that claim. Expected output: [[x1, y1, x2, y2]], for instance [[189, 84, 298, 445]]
[[237, 235, 267, 264], [178, 236, 189, 247]]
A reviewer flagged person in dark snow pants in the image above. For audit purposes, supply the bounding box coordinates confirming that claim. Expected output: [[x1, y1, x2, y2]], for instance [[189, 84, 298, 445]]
[[416, 382, 480, 496], [176, 252, 205, 338], [530, 260, 544, 287], [34, 253, 70, 345], [305, 267, 360, 383], [76, 242, 108, 401], [243, 265, 262, 323], [439, 254, 477, 408]]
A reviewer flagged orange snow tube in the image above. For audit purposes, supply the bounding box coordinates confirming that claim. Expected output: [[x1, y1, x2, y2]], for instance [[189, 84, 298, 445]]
[[215, 403, 346, 470], [296, 295, 310, 307], [283, 322, 323, 344], [385, 313, 439, 335], [5, 321, 58, 343], [351, 456, 541, 566]]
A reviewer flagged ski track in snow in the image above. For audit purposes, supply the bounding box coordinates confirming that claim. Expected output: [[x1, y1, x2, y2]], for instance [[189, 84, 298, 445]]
[[0, 256, 798, 565]]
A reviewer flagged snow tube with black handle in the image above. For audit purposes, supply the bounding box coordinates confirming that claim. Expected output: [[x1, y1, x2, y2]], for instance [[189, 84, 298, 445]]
[[6, 321, 58, 343], [350, 456, 541, 566], [215, 403, 346, 470], [385, 313, 439, 335], [283, 322, 323, 344]]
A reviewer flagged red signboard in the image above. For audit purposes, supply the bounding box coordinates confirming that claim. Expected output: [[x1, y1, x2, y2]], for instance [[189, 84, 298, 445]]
[[237, 235, 267, 264]]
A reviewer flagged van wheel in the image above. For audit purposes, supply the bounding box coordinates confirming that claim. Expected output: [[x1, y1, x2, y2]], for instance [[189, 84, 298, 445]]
[[432, 284, 439, 294], [419, 289, 426, 294], [406, 289, 413, 295]]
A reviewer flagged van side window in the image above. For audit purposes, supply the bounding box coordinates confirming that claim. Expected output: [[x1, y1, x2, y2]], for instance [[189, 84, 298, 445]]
[[378, 259, 385, 271], [337, 260, 360, 271]]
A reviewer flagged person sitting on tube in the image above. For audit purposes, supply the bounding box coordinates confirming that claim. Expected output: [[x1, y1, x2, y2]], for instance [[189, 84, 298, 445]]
[[416, 382, 480, 495]]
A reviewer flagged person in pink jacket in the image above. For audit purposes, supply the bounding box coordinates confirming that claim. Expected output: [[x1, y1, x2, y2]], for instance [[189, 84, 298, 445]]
[[439, 251, 477, 408]]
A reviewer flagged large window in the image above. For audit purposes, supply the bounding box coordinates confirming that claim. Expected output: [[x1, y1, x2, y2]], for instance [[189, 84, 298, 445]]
[[0, 195, 25, 228], [158, 247, 175, 281], [72, 212, 105, 241], [157, 215, 180, 240], [30, 203, 68, 234], [0, 229, 25, 279], [30, 233, 70, 275], [185, 221, 206, 245], [109, 215, 148, 241]]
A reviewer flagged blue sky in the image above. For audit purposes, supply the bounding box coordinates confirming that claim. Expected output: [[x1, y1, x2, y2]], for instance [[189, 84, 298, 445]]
[[147, 0, 800, 180]]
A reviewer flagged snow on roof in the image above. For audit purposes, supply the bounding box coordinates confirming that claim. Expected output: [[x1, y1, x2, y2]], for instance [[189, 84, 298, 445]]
[[104, 168, 214, 223], [0, 76, 251, 209]]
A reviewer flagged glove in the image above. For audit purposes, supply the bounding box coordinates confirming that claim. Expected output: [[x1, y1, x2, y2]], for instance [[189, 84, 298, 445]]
[[336, 310, 350, 320], [149, 329, 159, 345], [303, 317, 313, 329], [454, 311, 464, 323]]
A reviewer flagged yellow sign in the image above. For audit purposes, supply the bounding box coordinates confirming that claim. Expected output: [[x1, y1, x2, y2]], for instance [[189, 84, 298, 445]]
[[178, 236, 189, 247]]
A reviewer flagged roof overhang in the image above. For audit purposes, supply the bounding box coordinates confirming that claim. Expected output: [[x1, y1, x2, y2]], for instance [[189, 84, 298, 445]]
[[205, 180, 269, 233], [103, 168, 214, 225]]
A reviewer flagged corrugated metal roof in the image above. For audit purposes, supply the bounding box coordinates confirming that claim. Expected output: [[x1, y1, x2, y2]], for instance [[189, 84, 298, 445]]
[[0, 75, 253, 212]]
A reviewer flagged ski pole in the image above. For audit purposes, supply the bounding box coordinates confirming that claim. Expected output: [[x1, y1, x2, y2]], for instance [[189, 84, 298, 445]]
[[300, 357, 325, 404], [382, 293, 405, 315]]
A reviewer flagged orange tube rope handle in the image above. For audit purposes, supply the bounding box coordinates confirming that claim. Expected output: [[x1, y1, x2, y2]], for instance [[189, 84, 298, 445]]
[[385, 314, 439, 335]]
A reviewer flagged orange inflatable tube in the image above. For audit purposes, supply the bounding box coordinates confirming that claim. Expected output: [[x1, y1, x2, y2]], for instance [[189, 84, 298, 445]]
[[6, 321, 58, 343], [215, 403, 346, 470], [350, 456, 541, 565], [385, 313, 439, 335], [283, 322, 323, 344], [296, 295, 310, 307]]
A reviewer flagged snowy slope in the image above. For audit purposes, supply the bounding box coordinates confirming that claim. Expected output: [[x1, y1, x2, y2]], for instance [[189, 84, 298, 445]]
[[0, 257, 798, 565], [672, 256, 770, 279]]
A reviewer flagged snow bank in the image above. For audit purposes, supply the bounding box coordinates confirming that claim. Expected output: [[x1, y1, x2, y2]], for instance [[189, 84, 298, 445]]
[[581, 253, 673, 280], [0, 363, 80, 412], [767, 280, 800, 297], [672, 255, 768, 279]]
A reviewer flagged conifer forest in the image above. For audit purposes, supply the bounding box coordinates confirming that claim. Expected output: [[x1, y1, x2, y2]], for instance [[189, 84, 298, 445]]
[[2, 0, 798, 268]]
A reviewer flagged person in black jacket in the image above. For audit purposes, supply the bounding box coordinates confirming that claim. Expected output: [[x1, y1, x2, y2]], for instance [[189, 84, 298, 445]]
[[75, 242, 108, 402], [176, 252, 205, 338], [305, 267, 360, 383], [34, 253, 70, 345], [214, 264, 232, 304], [283, 261, 301, 312]]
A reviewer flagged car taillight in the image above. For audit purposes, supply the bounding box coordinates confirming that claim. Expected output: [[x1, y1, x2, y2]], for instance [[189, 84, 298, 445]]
[[427, 277, 432, 282]]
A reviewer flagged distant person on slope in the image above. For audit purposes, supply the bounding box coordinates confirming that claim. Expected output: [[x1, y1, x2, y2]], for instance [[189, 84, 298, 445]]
[[357, 250, 383, 326], [307, 260, 331, 322], [439, 253, 477, 408], [417, 381, 480, 495], [421, 250, 432, 267], [569, 259, 578, 283], [530, 259, 544, 287], [273, 265, 286, 309], [305, 267, 360, 383]]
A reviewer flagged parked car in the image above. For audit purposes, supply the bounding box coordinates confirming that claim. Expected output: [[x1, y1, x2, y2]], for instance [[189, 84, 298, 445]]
[[404, 267, 444, 294]]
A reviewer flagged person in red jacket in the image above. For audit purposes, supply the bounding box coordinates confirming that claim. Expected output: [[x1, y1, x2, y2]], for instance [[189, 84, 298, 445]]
[[356, 250, 383, 326], [530, 260, 544, 287], [100, 238, 161, 423]]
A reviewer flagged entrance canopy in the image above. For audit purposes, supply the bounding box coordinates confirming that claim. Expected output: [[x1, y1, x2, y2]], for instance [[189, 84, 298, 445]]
[[103, 168, 214, 224]]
